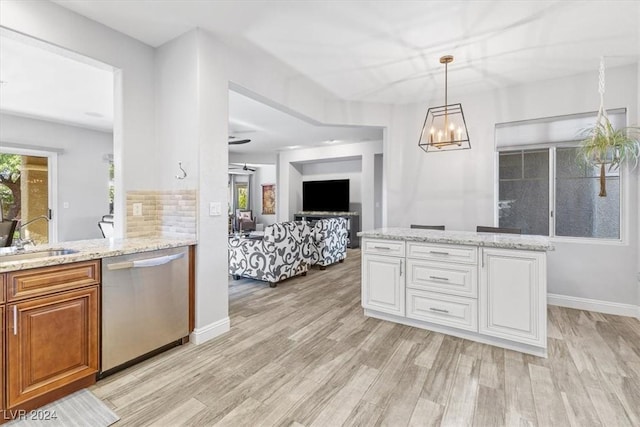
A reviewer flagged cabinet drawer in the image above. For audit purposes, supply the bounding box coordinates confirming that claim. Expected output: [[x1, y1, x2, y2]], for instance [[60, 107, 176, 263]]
[[7, 260, 100, 301], [407, 242, 477, 264], [407, 259, 477, 297], [363, 239, 405, 257], [407, 289, 478, 332]]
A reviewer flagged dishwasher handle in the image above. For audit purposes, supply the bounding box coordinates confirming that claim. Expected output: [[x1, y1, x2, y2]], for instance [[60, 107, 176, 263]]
[[106, 252, 185, 271]]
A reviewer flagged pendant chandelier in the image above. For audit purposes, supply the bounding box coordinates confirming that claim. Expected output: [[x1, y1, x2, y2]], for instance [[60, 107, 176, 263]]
[[418, 55, 471, 152]]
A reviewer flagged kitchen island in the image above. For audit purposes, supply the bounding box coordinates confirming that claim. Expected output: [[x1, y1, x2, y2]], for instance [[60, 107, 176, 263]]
[[357, 228, 553, 357]]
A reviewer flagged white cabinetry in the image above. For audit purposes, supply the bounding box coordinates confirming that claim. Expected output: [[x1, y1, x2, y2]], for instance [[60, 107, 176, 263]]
[[361, 240, 405, 316], [406, 289, 478, 331], [479, 248, 546, 348], [361, 237, 549, 357], [406, 242, 478, 332]]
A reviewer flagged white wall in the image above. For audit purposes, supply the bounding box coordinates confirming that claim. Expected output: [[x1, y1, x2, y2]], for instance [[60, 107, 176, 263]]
[[155, 31, 199, 191], [0, 113, 112, 241], [278, 141, 383, 230], [374, 154, 383, 229], [250, 165, 277, 226]]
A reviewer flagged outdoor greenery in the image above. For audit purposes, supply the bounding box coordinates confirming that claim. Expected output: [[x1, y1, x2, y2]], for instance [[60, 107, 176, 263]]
[[237, 187, 248, 210], [578, 116, 640, 197], [0, 154, 21, 219]]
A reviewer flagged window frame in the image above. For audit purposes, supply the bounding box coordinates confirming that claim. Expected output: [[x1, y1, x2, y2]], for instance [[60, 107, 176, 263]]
[[494, 145, 626, 245]]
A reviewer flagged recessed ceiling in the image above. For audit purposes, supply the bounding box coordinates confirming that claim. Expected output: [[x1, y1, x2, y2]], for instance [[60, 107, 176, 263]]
[[0, 31, 114, 131], [228, 90, 383, 154], [53, 0, 639, 104]]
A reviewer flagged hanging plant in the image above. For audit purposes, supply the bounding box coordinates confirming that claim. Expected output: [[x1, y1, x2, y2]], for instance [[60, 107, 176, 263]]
[[577, 58, 640, 197], [578, 117, 640, 196]]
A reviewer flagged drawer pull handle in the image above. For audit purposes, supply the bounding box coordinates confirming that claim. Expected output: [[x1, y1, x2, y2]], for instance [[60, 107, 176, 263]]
[[429, 251, 450, 255], [373, 246, 391, 250], [13, 306, 18, 335], [429, 307, 450, 314], [429, 276, 450, 281]]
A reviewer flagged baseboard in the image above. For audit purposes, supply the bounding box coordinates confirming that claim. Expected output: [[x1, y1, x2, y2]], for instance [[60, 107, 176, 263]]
[[548, 293, 639, 318], [190, 317, 230, 344]]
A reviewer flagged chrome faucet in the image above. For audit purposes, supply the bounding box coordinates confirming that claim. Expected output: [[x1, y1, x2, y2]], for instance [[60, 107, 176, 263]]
[[15, 215, 50, 250]]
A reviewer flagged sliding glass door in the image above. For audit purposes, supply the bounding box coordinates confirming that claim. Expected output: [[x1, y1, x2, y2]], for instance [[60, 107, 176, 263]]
[[0, 149, 56, 244]]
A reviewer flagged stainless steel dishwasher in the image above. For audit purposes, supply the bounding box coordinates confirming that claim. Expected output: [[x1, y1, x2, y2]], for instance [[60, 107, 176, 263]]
[[101, 246, 189, 376]]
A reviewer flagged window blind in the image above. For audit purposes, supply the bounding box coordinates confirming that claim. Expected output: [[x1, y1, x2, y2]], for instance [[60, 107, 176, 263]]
[[495, 108, 627, 151]]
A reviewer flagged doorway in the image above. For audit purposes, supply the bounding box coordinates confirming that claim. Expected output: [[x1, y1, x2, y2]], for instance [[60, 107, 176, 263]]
[[0, 148, 57, 244]]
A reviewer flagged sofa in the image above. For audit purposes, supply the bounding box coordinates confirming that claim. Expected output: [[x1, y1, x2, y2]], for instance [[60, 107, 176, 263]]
[[228, 220, 314, 287], [310, 217, 348, 269]]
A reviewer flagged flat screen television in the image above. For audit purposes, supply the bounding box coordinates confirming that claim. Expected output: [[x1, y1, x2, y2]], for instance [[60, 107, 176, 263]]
[[302, 179, 350, 212]]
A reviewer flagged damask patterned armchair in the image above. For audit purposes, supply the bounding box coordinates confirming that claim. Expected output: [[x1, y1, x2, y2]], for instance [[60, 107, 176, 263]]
[[310, 217, 348, 269], [228, 221, 314, 287]]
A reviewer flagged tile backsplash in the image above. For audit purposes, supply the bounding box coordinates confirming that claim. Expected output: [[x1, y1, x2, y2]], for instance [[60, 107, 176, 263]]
[[126, 190, 197, 239]]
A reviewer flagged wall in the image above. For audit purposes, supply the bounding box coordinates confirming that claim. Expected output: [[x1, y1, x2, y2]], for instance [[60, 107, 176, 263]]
[[374, 154, 383, 229], [155, 31, 199, 191], [0, 113, 112, 241], [278, 141, 383, 230], [250, 165, 277, 226], [385, 64, 639, 308]]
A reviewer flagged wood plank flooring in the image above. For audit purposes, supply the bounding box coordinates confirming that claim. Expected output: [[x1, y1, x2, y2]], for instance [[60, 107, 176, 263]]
[[92, 249, 640, 426]]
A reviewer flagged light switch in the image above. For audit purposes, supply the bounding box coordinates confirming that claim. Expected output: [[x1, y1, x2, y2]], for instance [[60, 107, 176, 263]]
[[63, 202, 70, 209], [209, 202, 222, 216], [133, 202, 143, 216]]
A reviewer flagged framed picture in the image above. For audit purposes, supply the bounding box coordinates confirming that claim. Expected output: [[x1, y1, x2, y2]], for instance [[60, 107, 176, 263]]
[[262, 184, 276, 215]]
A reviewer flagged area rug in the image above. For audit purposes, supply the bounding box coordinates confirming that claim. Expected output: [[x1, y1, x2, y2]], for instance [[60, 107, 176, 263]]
[[6, 389, 119, 427]]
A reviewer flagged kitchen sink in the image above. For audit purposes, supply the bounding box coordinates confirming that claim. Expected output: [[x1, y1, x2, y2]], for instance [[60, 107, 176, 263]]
[[0, 249, 79, 262]]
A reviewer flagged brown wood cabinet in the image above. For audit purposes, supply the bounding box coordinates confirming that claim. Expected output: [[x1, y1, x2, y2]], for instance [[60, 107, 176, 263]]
[[1, 305, 4, 415], [1, 275, 5, 415], [7, 261, 99, 302], [1, 260, 100, 418]]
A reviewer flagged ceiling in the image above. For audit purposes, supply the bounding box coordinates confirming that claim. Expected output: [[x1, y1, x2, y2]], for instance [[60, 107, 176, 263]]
[[0, 31, 114, 132], [229, 90, 382, 155], [54, 0, 639, 104]]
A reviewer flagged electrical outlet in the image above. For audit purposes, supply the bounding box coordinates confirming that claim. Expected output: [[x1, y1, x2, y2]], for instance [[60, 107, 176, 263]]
[[63, 202, 69, 209], [209, 202, 222, 216], [133, 202, 143, 216]]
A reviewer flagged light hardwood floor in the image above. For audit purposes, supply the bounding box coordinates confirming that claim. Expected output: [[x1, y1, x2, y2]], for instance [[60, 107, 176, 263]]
[[92, 249, 640, 426]]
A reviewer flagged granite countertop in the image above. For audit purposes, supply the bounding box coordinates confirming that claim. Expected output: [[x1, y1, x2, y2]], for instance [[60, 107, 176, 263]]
[[357, 228, 554, 251], [0, 237, 197, 272]]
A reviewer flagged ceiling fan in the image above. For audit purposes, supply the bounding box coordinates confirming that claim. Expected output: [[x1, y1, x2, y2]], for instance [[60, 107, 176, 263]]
[[229, 163, 256, 172], [228, 135, 251, 145]]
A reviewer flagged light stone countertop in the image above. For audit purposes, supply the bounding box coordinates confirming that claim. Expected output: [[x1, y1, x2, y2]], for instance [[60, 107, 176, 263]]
[[0, 237, 197, 272], [357, 228, 554, 251]]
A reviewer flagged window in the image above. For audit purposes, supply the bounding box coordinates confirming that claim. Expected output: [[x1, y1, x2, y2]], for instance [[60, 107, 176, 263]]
[[235, 182, 248, 210], [555, 147, 619, 238], [498, 147, 620, 239], [498, 150, 549, 236]]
